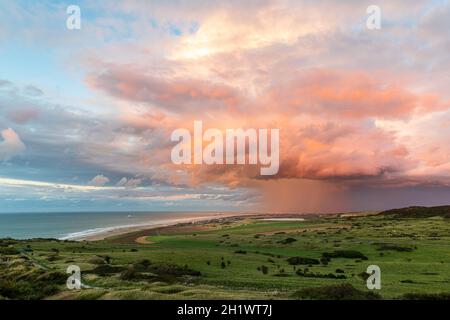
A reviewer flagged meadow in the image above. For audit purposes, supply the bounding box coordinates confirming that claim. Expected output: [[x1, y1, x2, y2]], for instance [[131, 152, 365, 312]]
[[1, 207, 449, 300]]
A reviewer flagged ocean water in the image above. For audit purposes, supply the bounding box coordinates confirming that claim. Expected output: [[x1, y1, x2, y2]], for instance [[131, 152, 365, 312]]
[[0, 211, 223, 240]]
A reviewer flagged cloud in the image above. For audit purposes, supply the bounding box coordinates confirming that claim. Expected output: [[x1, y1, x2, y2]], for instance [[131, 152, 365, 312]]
[[23, 85, 44, 97], [1, 0, 450, 212], [82, 61, 449, 187], [86, 66, 241, 113], [116, 177, 142, 187], [261, 69, 449, 119], [0, 128, 25, 161], [88, 174, 110, 187], [7, 108, 40, 124]]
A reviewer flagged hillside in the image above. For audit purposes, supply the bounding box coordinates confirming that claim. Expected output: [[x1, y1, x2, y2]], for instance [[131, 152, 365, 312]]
[[379, 206, 450, 218]]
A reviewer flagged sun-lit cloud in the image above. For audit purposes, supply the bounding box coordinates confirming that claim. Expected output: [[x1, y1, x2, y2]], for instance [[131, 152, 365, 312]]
[[0, 128, 26, 161]]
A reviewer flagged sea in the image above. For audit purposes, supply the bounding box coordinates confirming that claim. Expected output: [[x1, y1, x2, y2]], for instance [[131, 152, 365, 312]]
[[0, 211, 226, 240]]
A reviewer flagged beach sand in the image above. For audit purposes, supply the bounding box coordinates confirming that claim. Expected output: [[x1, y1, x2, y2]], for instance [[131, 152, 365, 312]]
[[74, 212, 244, 241]]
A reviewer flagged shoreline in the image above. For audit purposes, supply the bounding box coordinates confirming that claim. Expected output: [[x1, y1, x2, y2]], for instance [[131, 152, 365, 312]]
[[76, 212, 333, 242], [68, 212, 249, 241]]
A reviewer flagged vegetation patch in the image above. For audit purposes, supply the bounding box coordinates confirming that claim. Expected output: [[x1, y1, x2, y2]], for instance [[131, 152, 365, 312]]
[[379, 206, 450, 219], [322, 250, 368, 262], [291, 283, 381, 300], [296, 269, 346, 279], [376, 243, 415, 252], [278, 237, 297, 245], [286, 257, 320, 265], [402, 292, 450, 300]]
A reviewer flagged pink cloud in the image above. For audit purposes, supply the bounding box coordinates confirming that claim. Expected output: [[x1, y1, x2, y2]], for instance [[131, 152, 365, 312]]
[[0, 128, 26, 161]]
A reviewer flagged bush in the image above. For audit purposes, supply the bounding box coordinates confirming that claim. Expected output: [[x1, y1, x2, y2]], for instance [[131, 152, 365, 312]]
[[120, 267, 140, 281], [88, 265, 126, 276], [36, 271, 66, 284], [234, 250, 247, 254], [296, 269, 346, 279], [87, 256, 107, 265], [261, 265, 269, 275], [133, 259, 152, 271], [278, 238, 297, 245], [287, 257, 320, 265], [376, 244, 414, 252], [0, 271, 62, 300], [292, 283, 381, 300], [402, 292, 450, 300], [322, 250, 368, 261], [0, 246, 20, 255]]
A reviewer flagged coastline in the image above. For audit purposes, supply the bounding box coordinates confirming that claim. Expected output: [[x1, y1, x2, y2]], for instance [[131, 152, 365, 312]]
[[67, 212, 245, 241], [74, 212, 329, 242]]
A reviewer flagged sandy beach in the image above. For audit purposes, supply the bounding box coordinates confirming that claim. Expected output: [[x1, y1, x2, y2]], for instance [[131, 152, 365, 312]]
[[72, 212, 245, 241]]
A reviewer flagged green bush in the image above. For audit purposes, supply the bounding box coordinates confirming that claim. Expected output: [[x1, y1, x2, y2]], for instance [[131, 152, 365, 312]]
[[278, 238, 297, 245], [287, 257, 320, 265], [376, 244, 415, 252], [292, 283, 381, 300], [402, 292, 450, 300], [261, 265, 269, 275], [87, 256, 107, 265], [0, 246, 20, 255], [322, 250, 368, 261], [296, 269, 346, 279], [88, 265, 126, 276]]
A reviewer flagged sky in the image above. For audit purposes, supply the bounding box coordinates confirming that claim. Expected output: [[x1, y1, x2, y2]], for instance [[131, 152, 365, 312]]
[[0, 0, 449, 213]]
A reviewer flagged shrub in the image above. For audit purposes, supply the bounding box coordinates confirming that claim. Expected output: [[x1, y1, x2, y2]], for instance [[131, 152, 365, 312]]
[[133, 259, 152, 271], [261, 265, 269, 275], [296, 269, 346, 279], [292, 283, 381, 300], [322, 250, 368, 261], [402, 292, 450, 300], [400, 280, 415, 284], [88, 265, 126, 276], [376, 244, 414, 252], [234, 250, 247, 254], [287, 257, 320, 265], [120, 267, 140, 281], [278, 238, 297, 245], [0, 246, 19, 255], [87, 256, 107, 265]]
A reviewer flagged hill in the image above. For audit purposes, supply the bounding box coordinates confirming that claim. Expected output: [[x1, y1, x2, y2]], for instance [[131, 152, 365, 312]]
[[378, 206, 450, 218]]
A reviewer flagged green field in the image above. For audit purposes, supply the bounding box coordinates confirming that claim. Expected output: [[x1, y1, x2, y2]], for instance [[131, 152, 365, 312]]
[[1, 208, 450, 300]]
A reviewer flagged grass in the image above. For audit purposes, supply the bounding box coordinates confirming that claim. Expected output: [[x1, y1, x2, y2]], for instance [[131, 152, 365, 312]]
[[1, 210, 450, 300]]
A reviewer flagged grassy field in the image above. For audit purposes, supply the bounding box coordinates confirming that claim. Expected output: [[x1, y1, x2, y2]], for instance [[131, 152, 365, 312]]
[[1, 207, 450, 300]]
